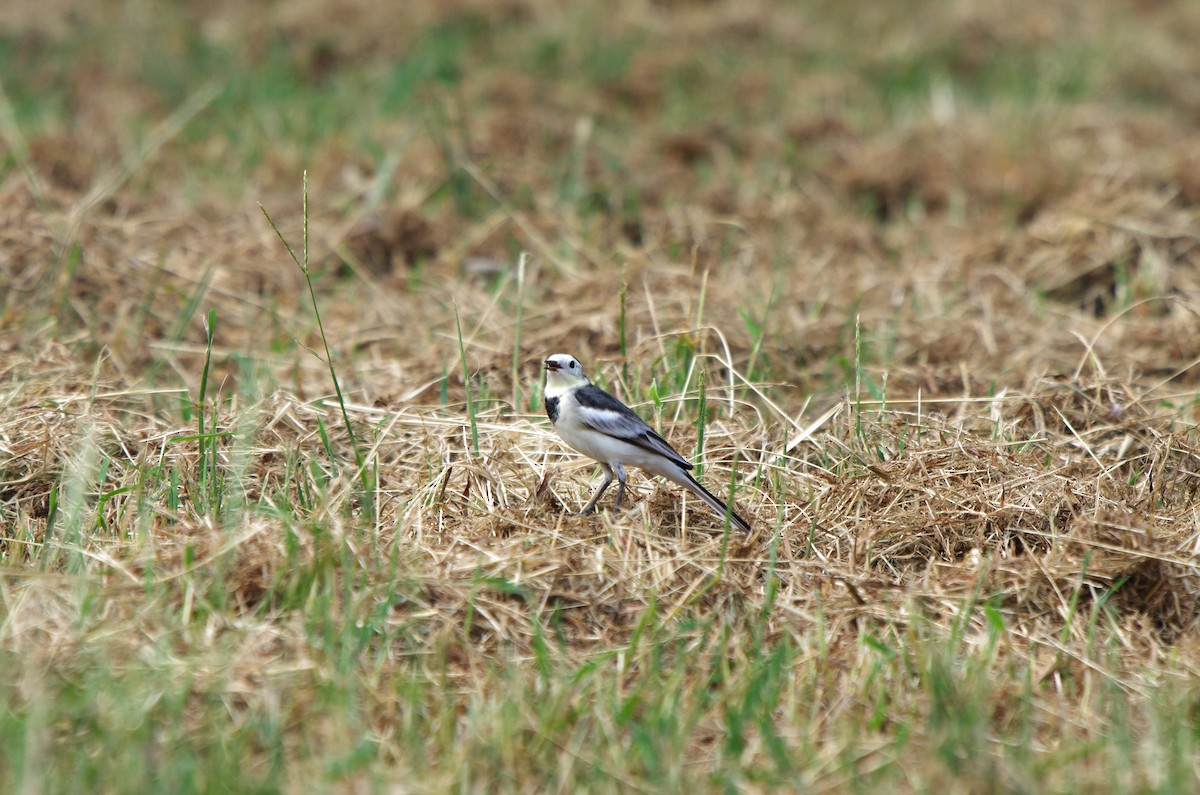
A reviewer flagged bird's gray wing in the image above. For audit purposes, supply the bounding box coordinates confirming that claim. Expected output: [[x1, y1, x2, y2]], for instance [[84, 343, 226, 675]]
[[573, 384, 693, 470]]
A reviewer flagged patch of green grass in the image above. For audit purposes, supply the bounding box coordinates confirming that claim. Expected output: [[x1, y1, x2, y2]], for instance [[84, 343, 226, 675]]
[[380, 18, 490, 111], [0, 642, 285, 793], [0, 35, 76, 129], [863, 40, 1094, 114], [5, 579, 1196, 793]]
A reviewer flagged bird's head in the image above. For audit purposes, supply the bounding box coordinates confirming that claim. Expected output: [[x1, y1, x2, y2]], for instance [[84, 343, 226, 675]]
[[544, 353, 589, 392]]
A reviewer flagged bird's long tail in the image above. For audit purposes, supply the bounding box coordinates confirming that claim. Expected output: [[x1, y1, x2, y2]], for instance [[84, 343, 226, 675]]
[[664, 467, 752, 532]]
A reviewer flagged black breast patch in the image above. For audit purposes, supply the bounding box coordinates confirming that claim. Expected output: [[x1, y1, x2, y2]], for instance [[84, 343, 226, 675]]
[[545, 395, 560, 423]]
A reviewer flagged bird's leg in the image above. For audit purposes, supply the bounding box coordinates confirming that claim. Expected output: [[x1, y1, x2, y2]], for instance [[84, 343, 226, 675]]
[[612, 463, 628, 511], [579, 464, 614, 515]]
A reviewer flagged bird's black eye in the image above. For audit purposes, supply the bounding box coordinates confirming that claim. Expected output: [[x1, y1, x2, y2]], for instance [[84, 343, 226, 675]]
[[570, 360, 577, 368]]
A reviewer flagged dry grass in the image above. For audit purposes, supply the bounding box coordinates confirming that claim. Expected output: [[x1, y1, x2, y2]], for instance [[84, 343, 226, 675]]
[[2, 0, 1200, 791]]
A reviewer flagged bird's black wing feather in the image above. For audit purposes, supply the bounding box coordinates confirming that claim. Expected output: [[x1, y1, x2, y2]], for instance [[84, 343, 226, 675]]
[[573, 384, 692, 470]]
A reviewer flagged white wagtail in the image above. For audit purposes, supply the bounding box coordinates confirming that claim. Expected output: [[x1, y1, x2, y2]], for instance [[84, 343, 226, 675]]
[[543, 353, 751, 532]]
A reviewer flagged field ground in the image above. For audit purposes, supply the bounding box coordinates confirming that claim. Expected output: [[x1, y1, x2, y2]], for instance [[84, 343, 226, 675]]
[[2, 0, 1200, 791]]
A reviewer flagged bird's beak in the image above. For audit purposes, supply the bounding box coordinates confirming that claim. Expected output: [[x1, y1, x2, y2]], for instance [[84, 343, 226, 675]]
[[544, 360, 560, 372]]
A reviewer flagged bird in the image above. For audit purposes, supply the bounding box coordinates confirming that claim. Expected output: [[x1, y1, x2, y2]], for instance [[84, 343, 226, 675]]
[[543, 353, 751, 532]]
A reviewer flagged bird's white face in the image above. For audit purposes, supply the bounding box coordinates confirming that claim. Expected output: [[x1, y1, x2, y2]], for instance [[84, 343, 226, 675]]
[[544, 353, 589, 394]]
